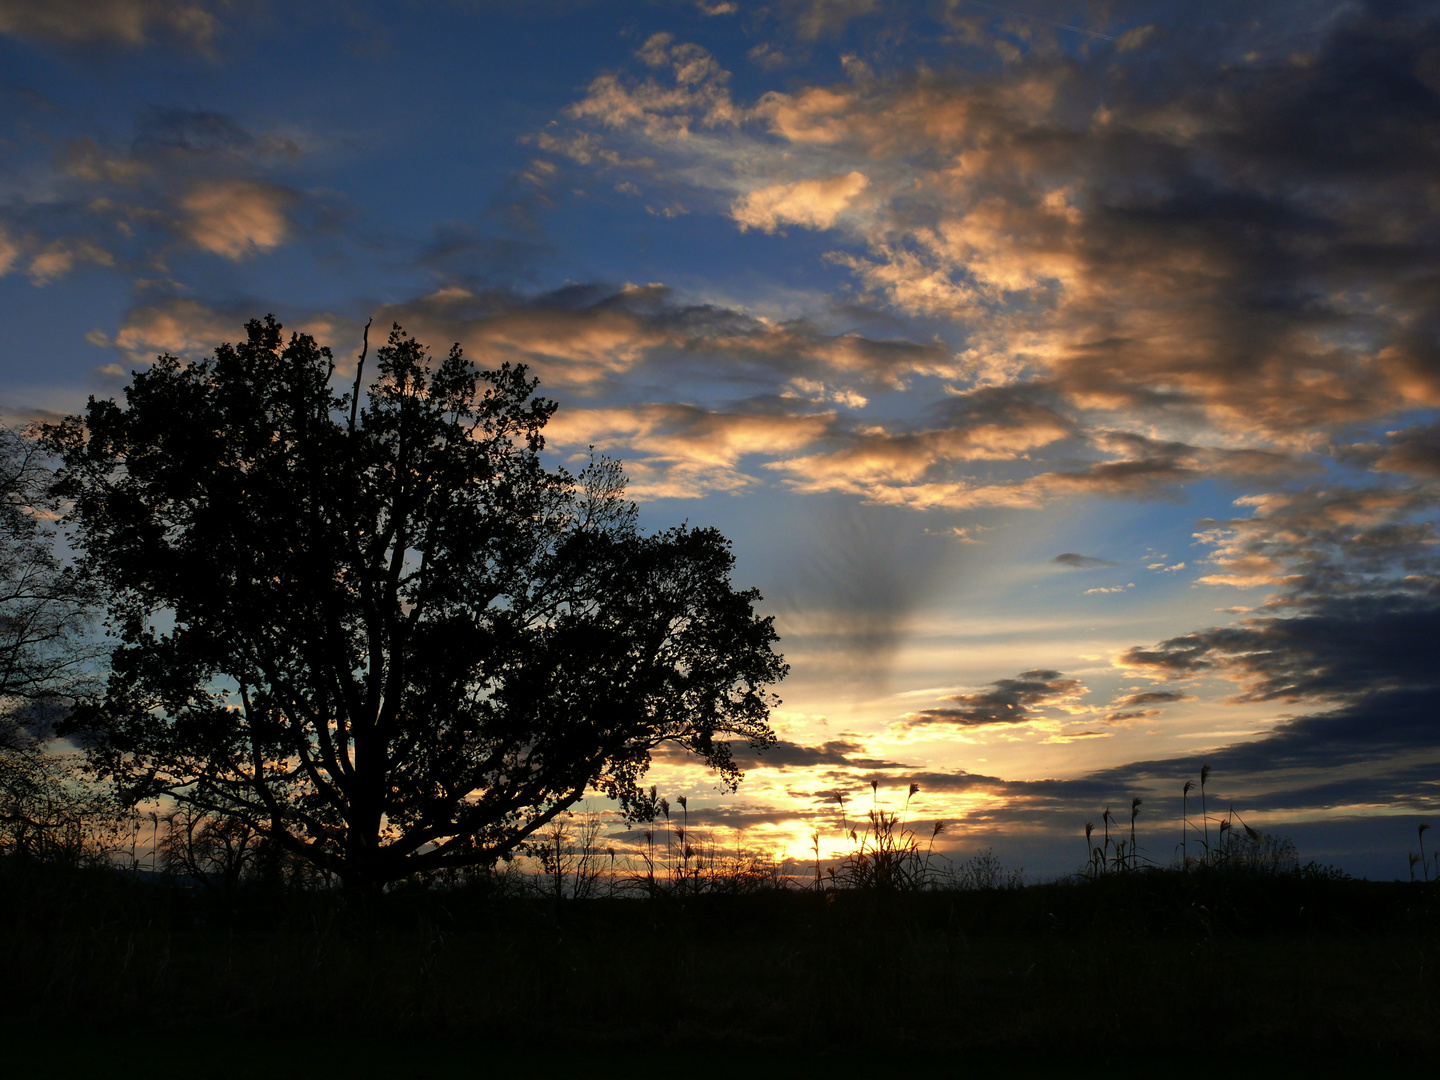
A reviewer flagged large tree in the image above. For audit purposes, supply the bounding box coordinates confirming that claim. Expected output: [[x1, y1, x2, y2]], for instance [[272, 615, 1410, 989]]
[[47, 317, 784, 893]]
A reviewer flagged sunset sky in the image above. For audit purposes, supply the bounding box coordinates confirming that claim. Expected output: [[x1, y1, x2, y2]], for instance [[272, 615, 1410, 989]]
[[3, 0, 1438, 879]]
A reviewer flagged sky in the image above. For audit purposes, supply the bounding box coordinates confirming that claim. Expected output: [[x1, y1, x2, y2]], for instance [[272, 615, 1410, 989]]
[[2, 0, 1439, 880]]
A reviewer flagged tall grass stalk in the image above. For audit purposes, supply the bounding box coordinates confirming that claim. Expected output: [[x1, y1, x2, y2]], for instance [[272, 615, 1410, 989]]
[[1200, 763, 1212, 859], [1182, 780, 1194, 871]]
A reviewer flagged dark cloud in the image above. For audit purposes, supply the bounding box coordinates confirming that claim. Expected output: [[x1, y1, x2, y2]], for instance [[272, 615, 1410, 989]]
[[651, 735, 911, 773], [132, 108, 258, 158], [729, 737, 911, 771], [1052, 552, 1116, 569], [374, 281, 952, 398], [1375, 423, 1440, 477], [0, 0, 218, 48], [902, 669, 1085, 728], [1121, 594, 1440, 704]]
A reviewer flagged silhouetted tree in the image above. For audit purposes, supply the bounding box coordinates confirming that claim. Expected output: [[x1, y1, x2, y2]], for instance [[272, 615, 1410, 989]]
[[0, 424, 116, 861], [0, 424, 97, 707], [46, 317, 785, 897]]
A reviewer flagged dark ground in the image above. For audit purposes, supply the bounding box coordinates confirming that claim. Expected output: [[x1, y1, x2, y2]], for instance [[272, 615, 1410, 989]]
[[5, 863, 1438, 1075]]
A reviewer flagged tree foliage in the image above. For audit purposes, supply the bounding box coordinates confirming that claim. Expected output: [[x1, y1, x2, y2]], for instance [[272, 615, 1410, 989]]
[[46, 317, 785, 891], [0, 424, 115, 862], [0, 425, 96, 706]]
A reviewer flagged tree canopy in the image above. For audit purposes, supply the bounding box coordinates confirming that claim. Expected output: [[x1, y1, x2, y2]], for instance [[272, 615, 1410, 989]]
[[46, 317, 784, 892]]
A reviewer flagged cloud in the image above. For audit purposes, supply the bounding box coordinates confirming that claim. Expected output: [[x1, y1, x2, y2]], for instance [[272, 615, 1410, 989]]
[[768, 415, 1309, 511], [111, 298, 246, 360], [547, 401, 834, 497], [784, 0, 883, 40], [177, 179, 291, 259], [0, 0, 217, 48], [369, 281, 958, 407], [1111, 691, 1195, 709], [57, 138, 152, 184], [900, 669, 1087, 729], [769, 383, 1072, 497], [1186, 484, 1440, 592], [732, 172, 870, 233], [97, 285, 956, 469], [107, 299, 349, 366], [553, 9, 1440, 456], [0, 228, 17, 277], [723, 737, 910, 771], [1, 107, 315, 295], [567, 33, 741, 137], [27, 238, 114, 284], [543, 21, 1440, 526], [1114, 25, 1158, 53], [1374, 424, 1440, 477], [1053, 552, 1116, 569], [1119, 595, 1440, 706]]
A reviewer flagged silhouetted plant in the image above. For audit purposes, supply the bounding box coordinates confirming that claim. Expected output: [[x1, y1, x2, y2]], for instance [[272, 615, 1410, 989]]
[[45, 317, 786, 899], [1200, 763, 1212, 858], [160, 805, 262, 891], [949, 846, 1022, 890], [1181, 779, 1194, 870], [0, 425, 117, 867], [1129, 797, 1143, 871], [832, 782, 945, 892]]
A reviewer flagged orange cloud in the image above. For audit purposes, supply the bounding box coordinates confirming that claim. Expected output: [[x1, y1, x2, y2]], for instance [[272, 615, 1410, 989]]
[[553, 26, 1440, 452], [27, 239, 114, 284], [177, 179, 290, 259], [733, 172, 870, 233], [546, 403, 834, 499]]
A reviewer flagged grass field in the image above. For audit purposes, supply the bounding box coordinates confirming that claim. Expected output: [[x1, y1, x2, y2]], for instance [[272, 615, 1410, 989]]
[[5, 862, 1439, 1074]]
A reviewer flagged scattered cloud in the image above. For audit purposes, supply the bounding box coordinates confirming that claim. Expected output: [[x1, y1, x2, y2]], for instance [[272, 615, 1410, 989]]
[[26, 238, 114, 284], [900, 669, 1087, 729], [0, 0, 218, 48], [1053, 552, 1116, 569], [553, 11, 1440, 454], [1112, 691, 1196, 709]]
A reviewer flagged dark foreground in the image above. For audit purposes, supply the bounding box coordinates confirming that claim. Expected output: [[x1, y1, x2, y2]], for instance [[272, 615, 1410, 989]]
[[5, 863, 1438, 1075]]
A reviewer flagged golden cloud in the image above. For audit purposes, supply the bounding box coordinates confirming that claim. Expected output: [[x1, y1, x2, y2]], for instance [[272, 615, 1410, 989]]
[[732, 171, 870, 233], [546, 402, 834, 499], [553, 27, 1440, 452], [177, 179, 290, 259]]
